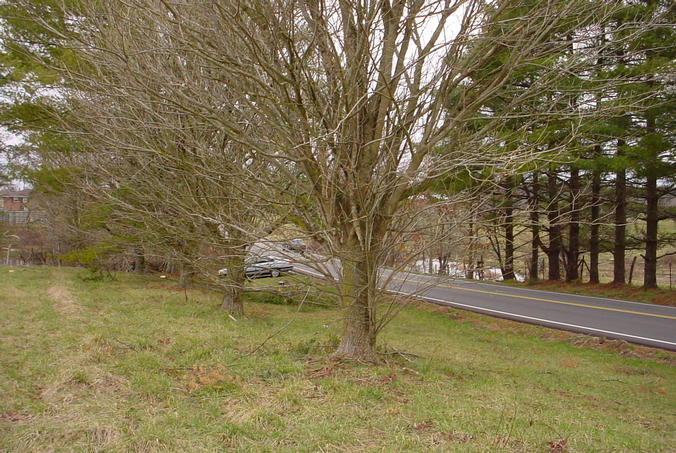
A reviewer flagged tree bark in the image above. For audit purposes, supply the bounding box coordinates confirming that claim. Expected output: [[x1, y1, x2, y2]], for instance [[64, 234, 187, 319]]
[[547, 169, 562, 280], [565, 167, 580, 282], [503, 177, 515, 280], [644, 114, 659, 288], [220, 254, 246, 314], [133, 245, 145, 274], [221, 287, 244, 315], [529, 172, 540, 281], [335, 253, 377, 362], [466, 221, 475, 279], [628, 255, 638, 286], [589, 155, 601, 283], [178, 262, 194, 289], [643, 183, 659, 287], [613, 139, 627, 284]]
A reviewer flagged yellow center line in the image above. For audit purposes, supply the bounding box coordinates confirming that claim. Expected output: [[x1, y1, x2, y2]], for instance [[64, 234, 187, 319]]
[[393, 276, 676, 320]]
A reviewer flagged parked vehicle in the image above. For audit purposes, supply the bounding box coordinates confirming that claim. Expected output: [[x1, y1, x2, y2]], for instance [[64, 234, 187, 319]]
[[282, 239, 306, 254], [218, 256, 293, 279]]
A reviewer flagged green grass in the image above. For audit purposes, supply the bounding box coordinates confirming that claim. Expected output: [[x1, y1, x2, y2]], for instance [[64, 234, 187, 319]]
[[1, 266, 674, 452]]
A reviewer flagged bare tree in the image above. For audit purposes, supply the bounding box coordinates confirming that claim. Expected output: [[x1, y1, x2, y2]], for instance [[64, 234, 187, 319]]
[[38, 0, 651, 360], [39, 11, 289, 313]]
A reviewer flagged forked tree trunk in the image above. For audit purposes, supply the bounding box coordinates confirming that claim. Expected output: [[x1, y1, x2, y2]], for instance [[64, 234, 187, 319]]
[[335, 251, 378, 362]]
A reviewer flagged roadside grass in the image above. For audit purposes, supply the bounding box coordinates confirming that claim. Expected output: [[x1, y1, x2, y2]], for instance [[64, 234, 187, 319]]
[[0, 266, 674, 452], [496, 279, 676, 306]]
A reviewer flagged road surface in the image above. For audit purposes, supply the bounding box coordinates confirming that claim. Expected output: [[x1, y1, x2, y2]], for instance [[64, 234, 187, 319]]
[[289, 259, 676, 351]]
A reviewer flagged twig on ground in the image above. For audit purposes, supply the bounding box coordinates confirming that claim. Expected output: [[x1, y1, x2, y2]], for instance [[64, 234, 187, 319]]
[[378, 347, 421, 362], [244, 288, 309, 357], [113, 337, 137, 350]]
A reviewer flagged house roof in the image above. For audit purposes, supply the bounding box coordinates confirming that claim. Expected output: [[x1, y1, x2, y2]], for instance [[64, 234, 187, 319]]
[[0, 189, 31, 198]]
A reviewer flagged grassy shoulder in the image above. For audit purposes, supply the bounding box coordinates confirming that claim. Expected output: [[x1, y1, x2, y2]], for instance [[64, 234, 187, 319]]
[[495, 279, 676, 307], [1, 266, 674, 452]]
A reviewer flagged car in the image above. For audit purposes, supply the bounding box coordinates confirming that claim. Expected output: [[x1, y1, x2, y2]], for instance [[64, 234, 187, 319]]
[[218, 256, 293, 279], [282, 239, 306, 254]]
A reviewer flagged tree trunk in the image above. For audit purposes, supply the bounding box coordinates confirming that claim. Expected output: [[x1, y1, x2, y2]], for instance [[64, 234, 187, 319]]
[[644, 115, 659, 289], [643, 177, 659, 288], [465, 220, 475, 279], [220, 254, 246, 314], [133, 245, 145, 274], [221, 286, 244, 315], [335, 254, 377, 362], [628, 255, 638, 286], [589, 157, 601, 283], [503, 178, 515, 280], [529, 172, 539, 281], [438, 252, 449, 276], [178, 262, 194, 289], [613, 139, 626, 284], [547, 170, 562, 280], [565, 167, 580, 282]]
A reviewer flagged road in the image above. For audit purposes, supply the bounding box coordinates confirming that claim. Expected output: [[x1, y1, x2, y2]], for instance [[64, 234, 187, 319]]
[[289, 258, 676, 351]]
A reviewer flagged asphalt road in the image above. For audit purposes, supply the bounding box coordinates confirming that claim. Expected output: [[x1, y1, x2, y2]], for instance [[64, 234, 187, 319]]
[[290, 260, 676, 351]]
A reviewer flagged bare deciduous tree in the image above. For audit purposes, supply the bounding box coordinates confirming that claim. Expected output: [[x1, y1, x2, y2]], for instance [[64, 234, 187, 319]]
[[40, 0, 652, 360]]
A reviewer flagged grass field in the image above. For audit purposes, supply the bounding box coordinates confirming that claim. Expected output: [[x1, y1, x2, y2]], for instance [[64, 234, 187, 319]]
[[1, 266, 674, 452]]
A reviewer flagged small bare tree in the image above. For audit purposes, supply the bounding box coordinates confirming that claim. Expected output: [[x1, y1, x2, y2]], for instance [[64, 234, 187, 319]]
[[37, 8, 288, 314]]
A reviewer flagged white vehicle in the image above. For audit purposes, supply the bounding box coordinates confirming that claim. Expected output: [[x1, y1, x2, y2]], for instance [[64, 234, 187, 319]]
[[282, 239, 306, 254], [218, 256, 293, 279]]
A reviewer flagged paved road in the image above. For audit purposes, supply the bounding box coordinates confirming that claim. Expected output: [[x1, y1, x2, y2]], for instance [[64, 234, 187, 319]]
[[290, 260, 676, 351]]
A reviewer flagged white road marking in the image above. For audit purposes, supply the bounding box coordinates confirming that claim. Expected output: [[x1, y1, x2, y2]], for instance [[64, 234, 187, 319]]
[[388, 290, 676, 349], [408, 275, 676, 310], [293, 267, 676, 349]]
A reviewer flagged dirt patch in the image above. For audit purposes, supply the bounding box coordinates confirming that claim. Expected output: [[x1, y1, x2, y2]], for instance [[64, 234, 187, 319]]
[[568, 335, 676, 364], [0, 411, 33, 424], [46, 284, 82, 316], [183, 364, 241, 393]]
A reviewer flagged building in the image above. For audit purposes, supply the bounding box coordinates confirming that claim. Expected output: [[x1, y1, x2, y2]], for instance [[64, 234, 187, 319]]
[[0, 189, 34, 225]]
